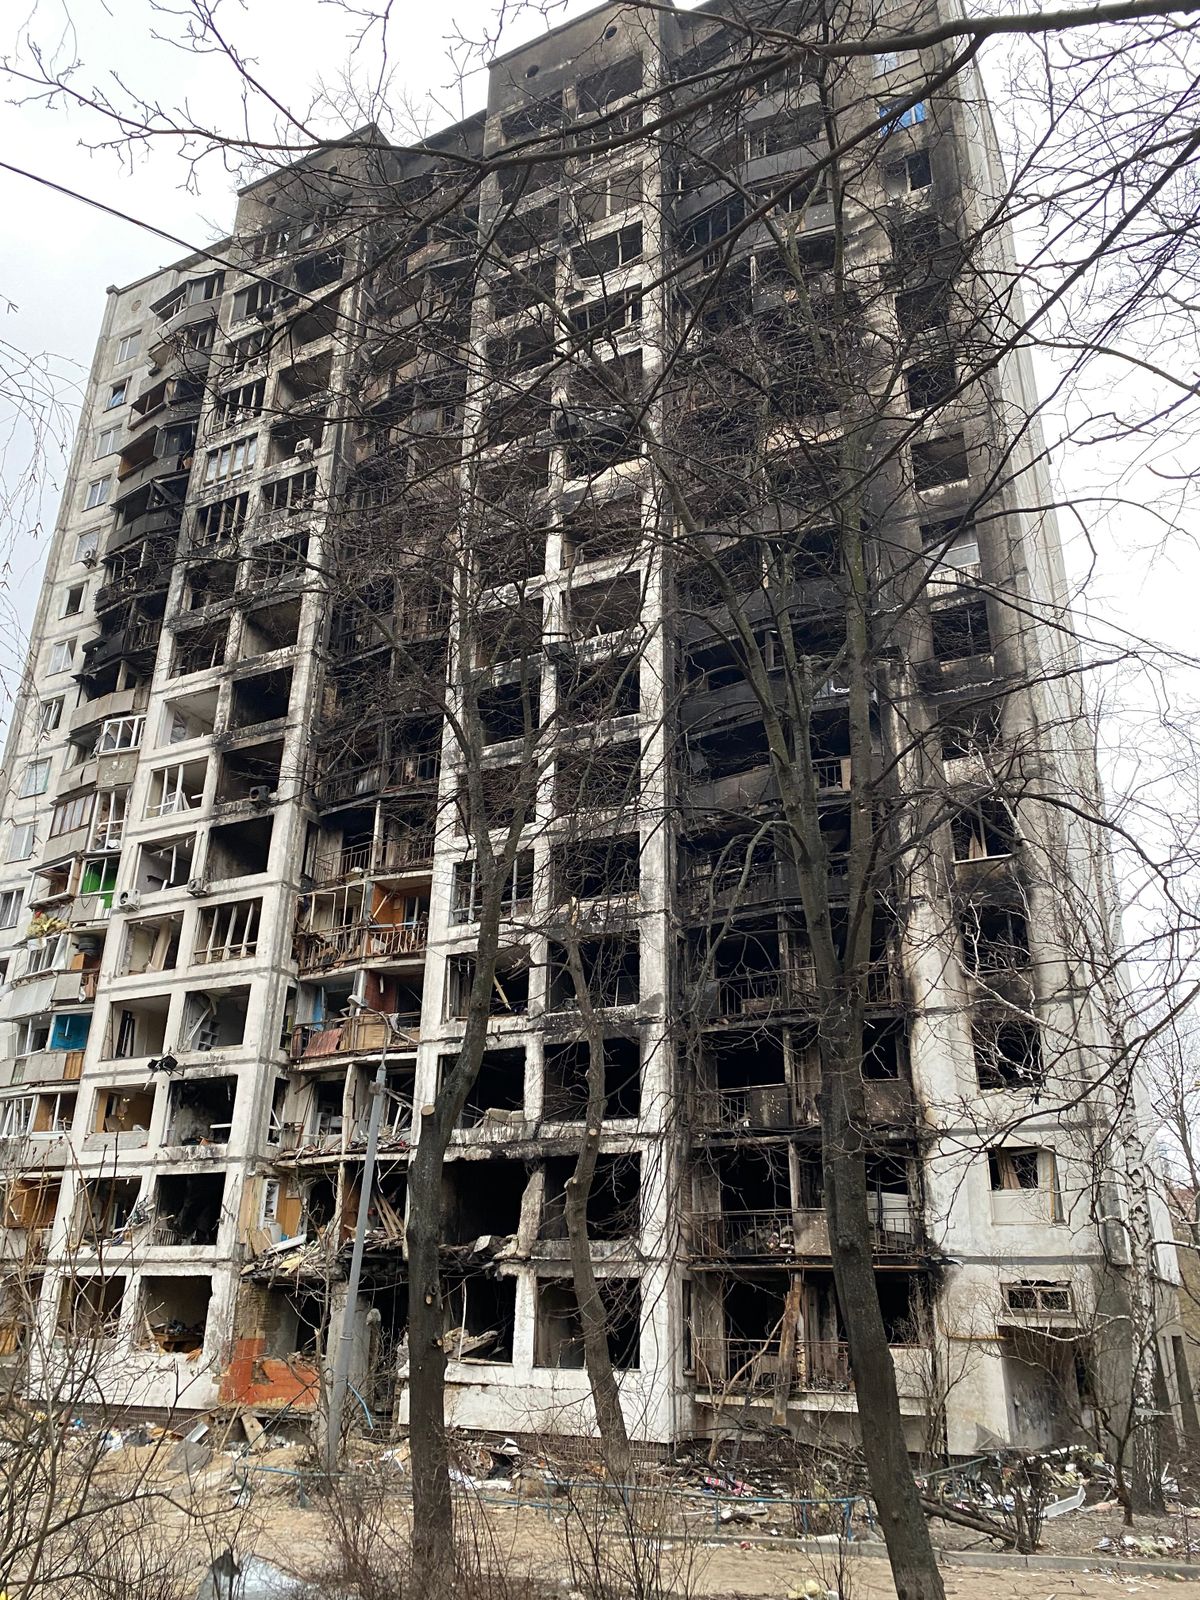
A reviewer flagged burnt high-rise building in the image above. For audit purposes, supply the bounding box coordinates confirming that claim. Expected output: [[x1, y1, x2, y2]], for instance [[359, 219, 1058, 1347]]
[[0, 0, 1186, 1457]]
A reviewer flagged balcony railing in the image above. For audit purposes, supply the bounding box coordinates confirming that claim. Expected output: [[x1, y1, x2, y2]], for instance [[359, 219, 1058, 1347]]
[[293, 919, 428, 973], [310, 832, 436, 887], [288, 1009, 420, 1062], [687, 1205, 919, 1260], [689, 1083, 792, 1131], [693, 1338, 925, 1398]]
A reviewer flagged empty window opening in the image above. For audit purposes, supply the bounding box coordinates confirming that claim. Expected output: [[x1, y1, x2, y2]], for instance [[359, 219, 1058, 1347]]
[[541, 1153, 639, 1241], [534, 1278, 640, 1369], [553, 834, 640, 902], [547, 935, 639, 1010], [912, 435, 969, 489], [121, 914, 182, 975], [215, 741, 283, 805], [457, 1047, 526, 1127], [555, 744, 639, 812], [172, 623, 227, 678], [185, 559, 238, 610], [206, 816, 274, 880], [973, 1018, 1043, 1090], [561, 498, 641, 569], [241, 599, 301, 656], [475, 599, 543, 670], [136, 833, 196, 894], [569, 572, 643, 637], [557, 654, 639, 723], [58, 1275, 124, 1340], [444, 1157, 527, 1243], [153, 1172, 226, 1246], [166, 1076, 237, 1146], [106, 997, 169, 1060], [445, 949, 530, 1021], [193, 898, 262, 964], [939, 700, 1001, 759], [906, 360, 956, 411], [542, 1035, 640, 1120], [960, 902, 1030, 972], [139, 1274, 211, 1353], [932, 599, 990, 661], [181, 986, 250, 1051], [75, 1177, 142, 1244], [443, 1273, 517, 1364], [477, 678, 540, 746], [951, 800, 1016, 862], [91, 1086, 155, 1136], [230, 668, 293, 729], [863, 1017, 905, 1079]]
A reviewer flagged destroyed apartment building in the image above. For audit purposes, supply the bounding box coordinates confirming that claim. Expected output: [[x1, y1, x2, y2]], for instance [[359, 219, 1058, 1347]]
[[0, 0, 1187, 1459]]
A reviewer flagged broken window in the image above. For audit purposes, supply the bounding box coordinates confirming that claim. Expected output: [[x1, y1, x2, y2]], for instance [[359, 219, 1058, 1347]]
[[912, 434, 969, 489], [75, 1177, 142, 1244], [534, 1278, 640, 1369], [932, 599, 990, 661], [569, 572, 643, 638], [241, 599, 301, 655], [444, 949, 530, 1021], [950, 800, 1016, 862], [477, 678, 540, 745], [450, 852, 535, 925], [136, 833, 196, 894], [165, 1076, 237, 1146], [121, 913, 182, 975], [906, 359, 956, 411], [547, 935, 639, 1010], [58, 1275, 124, 1340], [139, 1275, 211, 1353], [193, 899, 262, 964], [152, 1173, 226, 1246], [561, 497, 641, 568], [553, 835, 640, 902], [989, 1146, 1061, 1221], [1002, 1279, 1072, 1314], [973, 1018, 1043, 1090], [572, 223, 643, 279], [180, 987, 250, 1050], [543, 1035, 640, 1120], [455, 1046, 526, 1127], [172, 623, 227, 678], [556, 654, 639, 723]]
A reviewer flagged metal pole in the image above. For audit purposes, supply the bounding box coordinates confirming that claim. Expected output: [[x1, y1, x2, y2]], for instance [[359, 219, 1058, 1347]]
[[324, 1005, 390, 1472]]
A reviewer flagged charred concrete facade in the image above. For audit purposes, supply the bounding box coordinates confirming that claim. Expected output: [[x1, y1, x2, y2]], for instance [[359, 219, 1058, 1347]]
[[0, 0, 1184, 1457]]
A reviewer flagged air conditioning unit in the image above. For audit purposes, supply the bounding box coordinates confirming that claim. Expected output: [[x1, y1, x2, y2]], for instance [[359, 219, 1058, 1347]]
[[294, 437, 314, 456], [247, 785, 274, 804], [116, 890, 141, 912], [186, 878, 209, 898], [82, 552, 99, 568]]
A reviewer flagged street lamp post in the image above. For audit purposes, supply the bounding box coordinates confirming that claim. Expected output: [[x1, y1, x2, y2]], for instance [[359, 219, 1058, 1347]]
[[323, 998, 394, 1473]]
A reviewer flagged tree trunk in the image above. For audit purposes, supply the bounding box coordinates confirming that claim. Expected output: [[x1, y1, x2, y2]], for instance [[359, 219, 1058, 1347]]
[[562, 928, 635, 1487], [821, 1010, 945, 1600], [407, 1113, 455, 1594]]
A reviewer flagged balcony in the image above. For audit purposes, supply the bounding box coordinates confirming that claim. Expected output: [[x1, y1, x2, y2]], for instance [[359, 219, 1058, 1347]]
[[69, 685, 149, 738], [692, 1339, 931, 1402], [310, 832, 435, 888], [293, 919, 428, 974], [686, 1205, 920, 1261], [288, 1009, 420, 1063]]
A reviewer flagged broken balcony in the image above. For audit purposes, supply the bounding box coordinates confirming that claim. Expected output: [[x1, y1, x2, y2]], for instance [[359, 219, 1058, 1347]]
[[214, 740, 283, 807], [180, 986, 249, 1052], [205, 816, 274, 881], [72, 1177, 143, 1247]]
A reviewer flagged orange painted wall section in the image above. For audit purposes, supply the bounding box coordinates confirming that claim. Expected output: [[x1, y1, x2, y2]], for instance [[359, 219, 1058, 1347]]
[[219, 1335, 320, 1410]]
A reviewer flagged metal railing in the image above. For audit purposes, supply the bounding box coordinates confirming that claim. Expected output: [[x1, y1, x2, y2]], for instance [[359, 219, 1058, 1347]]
[[289, 1010, 420, 1061], [310, 832, 435, 887], [687, 1205, 919, 1259], [294, 919, 428, 971]]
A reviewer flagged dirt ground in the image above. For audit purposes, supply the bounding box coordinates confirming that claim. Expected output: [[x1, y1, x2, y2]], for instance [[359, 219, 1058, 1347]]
[[240, 1478, 1200, 1600]]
